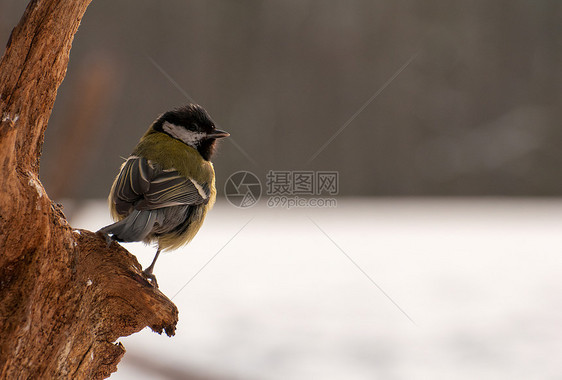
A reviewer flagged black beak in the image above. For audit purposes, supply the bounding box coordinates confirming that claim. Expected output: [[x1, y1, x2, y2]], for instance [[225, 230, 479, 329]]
[[207, 129, 230, 139]]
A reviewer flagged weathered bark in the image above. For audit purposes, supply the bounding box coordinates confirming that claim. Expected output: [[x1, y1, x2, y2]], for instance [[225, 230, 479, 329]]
[[0, 1, 178, 379]]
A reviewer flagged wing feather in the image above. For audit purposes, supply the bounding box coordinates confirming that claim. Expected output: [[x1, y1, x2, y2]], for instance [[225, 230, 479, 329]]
[[112, 156, 209, 215]]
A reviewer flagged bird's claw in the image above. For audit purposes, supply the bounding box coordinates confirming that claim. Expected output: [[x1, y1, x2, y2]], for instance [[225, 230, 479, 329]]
[[96, 230, 114, 248], [142, 270, 159, 288]]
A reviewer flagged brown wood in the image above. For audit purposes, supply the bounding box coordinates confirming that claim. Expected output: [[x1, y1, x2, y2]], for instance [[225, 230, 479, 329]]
[[0, 1, 178, 379]]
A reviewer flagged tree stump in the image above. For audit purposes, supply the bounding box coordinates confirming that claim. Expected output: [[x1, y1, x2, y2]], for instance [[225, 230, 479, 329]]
[[0, 1, 178, 378]]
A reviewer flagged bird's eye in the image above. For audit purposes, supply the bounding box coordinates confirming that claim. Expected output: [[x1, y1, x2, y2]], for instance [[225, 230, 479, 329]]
[[189, 123, 198, 131]]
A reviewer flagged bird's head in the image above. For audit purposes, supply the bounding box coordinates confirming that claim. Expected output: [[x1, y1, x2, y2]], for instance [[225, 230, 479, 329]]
[[152, 104, 229, 160]]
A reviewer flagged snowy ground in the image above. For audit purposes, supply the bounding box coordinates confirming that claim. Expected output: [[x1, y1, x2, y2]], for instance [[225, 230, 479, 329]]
[[70, 198, 562, 380]]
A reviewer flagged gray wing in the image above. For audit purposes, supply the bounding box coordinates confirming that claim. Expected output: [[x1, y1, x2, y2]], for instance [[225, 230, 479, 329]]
[[100, 156, 210, 243], [113, 156, 210, 216]]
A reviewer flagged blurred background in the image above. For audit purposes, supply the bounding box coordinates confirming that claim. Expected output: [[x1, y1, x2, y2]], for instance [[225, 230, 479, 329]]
[[1, 0, 561, 198], [2, 1, 562, 379]]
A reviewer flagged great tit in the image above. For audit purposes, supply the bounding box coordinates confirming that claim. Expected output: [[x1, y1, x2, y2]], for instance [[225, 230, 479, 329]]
[[98, 104, 229, 286]]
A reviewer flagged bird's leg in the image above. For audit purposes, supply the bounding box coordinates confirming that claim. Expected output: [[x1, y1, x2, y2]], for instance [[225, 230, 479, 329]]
[[142, 247, 161, 288]]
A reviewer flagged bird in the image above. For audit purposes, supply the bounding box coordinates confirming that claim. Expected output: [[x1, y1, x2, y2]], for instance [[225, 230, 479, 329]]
[[98, 104, 229, 286]]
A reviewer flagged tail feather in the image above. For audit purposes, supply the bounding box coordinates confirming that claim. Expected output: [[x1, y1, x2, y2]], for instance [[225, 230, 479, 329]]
[[98, 210, 157, 242]]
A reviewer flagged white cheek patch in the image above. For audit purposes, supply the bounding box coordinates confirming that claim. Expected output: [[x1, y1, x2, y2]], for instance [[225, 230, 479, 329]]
[[162, 121, 205, 147]]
